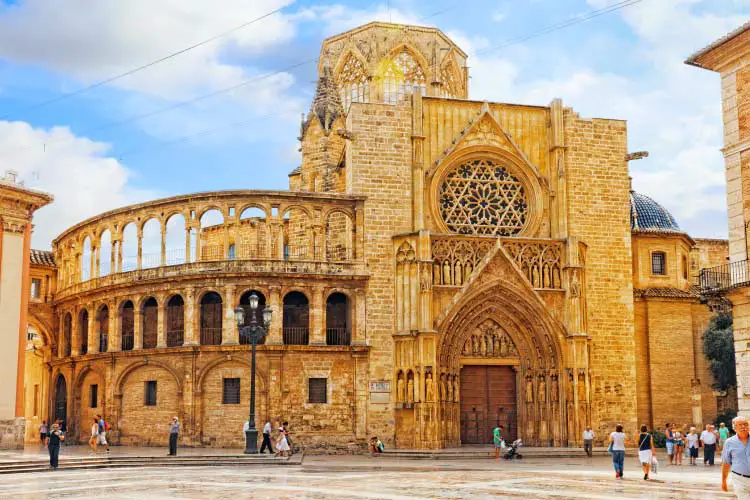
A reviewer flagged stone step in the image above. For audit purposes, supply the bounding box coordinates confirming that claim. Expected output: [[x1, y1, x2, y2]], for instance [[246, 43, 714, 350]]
[[383, 448, 609, 459]]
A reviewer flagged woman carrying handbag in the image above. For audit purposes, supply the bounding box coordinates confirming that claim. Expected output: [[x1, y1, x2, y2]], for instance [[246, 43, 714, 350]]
[[637, 425, 656, 480]]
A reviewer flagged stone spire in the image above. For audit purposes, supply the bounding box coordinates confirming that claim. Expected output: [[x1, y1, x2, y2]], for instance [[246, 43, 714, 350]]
[[309, 60, 344, 135]]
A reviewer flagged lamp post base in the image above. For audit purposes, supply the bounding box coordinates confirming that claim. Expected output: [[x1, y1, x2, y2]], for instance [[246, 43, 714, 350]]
[[244, 429, 259, 454]]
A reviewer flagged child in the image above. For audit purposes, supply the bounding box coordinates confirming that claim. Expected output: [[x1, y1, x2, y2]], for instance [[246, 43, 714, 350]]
[[369, 436, 384, 456]]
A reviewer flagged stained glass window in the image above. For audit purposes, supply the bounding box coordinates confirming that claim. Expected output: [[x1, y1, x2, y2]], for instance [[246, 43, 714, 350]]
[[439, 159, 528, 236]]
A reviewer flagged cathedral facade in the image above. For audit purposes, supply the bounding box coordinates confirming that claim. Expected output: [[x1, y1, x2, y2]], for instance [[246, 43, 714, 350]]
[[22, 22, 731, 450]]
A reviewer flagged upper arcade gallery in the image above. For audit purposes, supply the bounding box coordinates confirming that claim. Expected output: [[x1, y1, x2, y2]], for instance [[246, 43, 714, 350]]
[[23, 22, 726, 450]]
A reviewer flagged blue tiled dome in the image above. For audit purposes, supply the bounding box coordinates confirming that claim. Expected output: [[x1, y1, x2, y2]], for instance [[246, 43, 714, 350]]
[[630, 191, 681, 232]]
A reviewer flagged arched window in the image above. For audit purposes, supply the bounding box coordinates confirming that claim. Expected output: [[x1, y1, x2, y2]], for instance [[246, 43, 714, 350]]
[[142, 297, 158, 349], [338, 53, 369, 110], [167, 295, 185, 347], [97, 306, 109, 353], [326, 292, 350, 345], [382, 49, 426, 104], [63, 313, 72, 357], [79, 309, 89, 355], [121, 301, 135, 351], [228, 244, 236, 260], [54, 375, 67, 426], [283, 291, 309, 345], [200, 292, 223, 345], [239, 290, 266, 345]]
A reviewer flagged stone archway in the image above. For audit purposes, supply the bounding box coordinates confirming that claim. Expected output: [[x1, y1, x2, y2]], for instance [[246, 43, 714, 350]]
[[437, 278, 569, 448]]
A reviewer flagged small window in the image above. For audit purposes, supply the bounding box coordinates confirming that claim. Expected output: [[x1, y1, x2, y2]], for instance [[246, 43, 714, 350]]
[[651, 252, 666, 275], [145, 380, 157, 406], [309, 378, 327, 404], [30, 278, 41, 299], [222, 378, 241, 405], [89, 384, 98, 408]]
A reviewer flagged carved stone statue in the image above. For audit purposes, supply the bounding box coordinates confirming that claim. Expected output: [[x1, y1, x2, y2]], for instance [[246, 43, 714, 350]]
[[551, 376, 559, 402], [453, 378, 459, 402], [425, 373, 435, 402], [447, 377, 453, 401], [407, 376, 414, 403], [525, 377, 534, 403], [538, 376, 547, 403], [440, 377, 447, 402], [578, 373, 587, 403], [397, 375, 405, 403]]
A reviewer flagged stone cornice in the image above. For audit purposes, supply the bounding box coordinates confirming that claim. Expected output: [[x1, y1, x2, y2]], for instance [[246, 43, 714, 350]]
[[685, 23, 750, 72]]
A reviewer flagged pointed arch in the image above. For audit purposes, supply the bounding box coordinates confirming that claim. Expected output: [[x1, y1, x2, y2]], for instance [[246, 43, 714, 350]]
[[335, 49, 370, 110], [380, 44, 428, 104], [439, 50, 465, 98]]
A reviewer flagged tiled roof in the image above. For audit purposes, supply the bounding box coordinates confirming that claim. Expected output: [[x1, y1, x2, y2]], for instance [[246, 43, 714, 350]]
[[686, 22, 750, 67], [30, 249, 55, 267], [630, 191, 682, 233], [288, 166, 302, 176], [633, 286, 700, 299]]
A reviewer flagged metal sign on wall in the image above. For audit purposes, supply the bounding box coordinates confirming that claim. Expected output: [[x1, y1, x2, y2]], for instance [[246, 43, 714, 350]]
[[369, 380, 391, 403]]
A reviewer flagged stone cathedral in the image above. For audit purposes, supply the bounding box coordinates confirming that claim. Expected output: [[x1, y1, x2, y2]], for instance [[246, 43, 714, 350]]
[[17, 22, 732, 451]]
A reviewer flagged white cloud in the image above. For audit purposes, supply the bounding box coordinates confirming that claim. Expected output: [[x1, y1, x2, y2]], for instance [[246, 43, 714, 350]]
[[0, 121, 160, 248], [492, 10, 507, 23]]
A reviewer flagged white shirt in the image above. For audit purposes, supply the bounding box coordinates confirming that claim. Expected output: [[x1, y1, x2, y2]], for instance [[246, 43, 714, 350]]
[[610, 432, 626, 451], [243, 421, 250, 433], [700, 430, 717, 445], [263, 422, 272, 435], [583, 430, 595, 440], [686, 433, 699, 448], [91, 423, 99, 437]]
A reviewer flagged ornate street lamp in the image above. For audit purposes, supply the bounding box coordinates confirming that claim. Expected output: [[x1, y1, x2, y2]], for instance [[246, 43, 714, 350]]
[[234, 294, 272, 454]]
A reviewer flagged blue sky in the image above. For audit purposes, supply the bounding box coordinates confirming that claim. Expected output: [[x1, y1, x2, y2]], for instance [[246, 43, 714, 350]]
[[0, 0, 747, 247]]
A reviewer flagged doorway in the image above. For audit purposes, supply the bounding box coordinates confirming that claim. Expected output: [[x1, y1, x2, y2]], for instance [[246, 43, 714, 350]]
[[54, 375, 67, 426], [460, 365, 517, 444]]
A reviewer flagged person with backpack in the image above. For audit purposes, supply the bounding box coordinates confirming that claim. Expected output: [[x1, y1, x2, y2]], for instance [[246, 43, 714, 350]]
[[97, 415, 110, 453]]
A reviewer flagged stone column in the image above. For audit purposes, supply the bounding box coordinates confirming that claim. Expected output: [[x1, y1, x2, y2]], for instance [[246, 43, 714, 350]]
[[222, 285, 238, 345], [160, 222, 167, 266], [116, 239, 123, 273], [185, 227, 192, 263], [352, 288, 366, 345], [184, 287, 198, 346], [56, 312, 64, 358], [110, 241, 116, 274], [70, 308, 80, 356], [88, 305, 98, 354], [310, 286, 325, 345], [157, 297, 167, 348], [267, 286, 282, 345], [136, 229, 143, 270], [108, 304, 119, 352], [93, 245, 100, 278], [354, 203, 365, 261], [133, 308, 143, 350]]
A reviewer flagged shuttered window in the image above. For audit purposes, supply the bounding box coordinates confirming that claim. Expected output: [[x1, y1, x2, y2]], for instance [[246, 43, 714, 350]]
[[223, 378, 241, 405], [309, 378, 327, 404]]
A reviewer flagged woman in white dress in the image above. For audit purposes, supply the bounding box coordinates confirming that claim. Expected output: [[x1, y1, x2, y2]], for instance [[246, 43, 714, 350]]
[[275, 424, 290, 457]]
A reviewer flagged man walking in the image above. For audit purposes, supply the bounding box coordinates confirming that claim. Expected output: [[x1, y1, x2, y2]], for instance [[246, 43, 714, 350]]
[[260, 421, 273, 454], [722, 416, 750, 498], [47, 422, 64, 469], [583, 427, 595, 457], [665, 423, 675, 465], [97, 415, 110, 454], [701, 424, 717, 466], [168, 416, 180, 456]]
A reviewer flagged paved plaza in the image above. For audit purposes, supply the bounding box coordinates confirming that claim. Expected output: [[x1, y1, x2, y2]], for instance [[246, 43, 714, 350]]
[[0, 452, 735, 499]]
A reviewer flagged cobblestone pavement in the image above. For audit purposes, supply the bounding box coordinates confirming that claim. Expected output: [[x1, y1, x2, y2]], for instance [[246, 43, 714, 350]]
[[0, 455, 735, 499]]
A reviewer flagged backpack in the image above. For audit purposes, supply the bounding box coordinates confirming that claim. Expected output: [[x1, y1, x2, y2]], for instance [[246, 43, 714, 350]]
[[104, 421, 111, 432]]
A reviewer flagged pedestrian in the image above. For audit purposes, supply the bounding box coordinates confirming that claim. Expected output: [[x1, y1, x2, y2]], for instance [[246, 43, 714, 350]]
[[47, 422, 64, 469], [583, 427, 595, 457], [687, 427, 700, 465], [260, 421, 273, 454], [275, 423, 290, 457], [720, 422, 731, 451], [493, 425, 505, 459], [88, 417, 99, 454], [168, 416, 179, 456], [609, 424, 627, 479], [39, 420, 48, 446], [638, 425, 655, 480], [701, 424, 718, 466], [722, 416, 750, 498], [665, 423, 675, 465], [97, 415, 110, 453], [369, 436, 385, 456], [673, 431, 684, 465], [283, 421, 294, 456]]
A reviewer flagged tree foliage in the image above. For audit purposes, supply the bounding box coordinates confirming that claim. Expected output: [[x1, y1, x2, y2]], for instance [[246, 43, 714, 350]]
[[703, 313, 736, 391]]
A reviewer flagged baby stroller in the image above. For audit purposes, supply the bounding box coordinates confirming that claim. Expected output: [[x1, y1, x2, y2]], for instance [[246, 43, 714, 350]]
[[503, 438, 523, 460]]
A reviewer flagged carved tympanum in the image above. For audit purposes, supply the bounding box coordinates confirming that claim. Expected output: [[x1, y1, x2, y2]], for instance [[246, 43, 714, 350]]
[[461, 319, 518, 358]]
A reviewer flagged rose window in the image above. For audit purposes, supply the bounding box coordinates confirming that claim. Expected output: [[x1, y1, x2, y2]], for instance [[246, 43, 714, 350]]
[[439, 159, 528, 236]]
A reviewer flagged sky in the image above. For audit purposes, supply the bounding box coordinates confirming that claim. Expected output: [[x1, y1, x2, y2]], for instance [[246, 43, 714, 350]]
[[0, 0, 747, 248]]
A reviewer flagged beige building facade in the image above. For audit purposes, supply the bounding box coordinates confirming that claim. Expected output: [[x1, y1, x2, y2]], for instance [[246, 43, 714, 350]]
[[23, 22, 728, 450]]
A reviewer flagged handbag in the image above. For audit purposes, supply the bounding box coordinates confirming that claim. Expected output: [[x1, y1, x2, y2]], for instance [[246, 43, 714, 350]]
[[651, 457, 659, 475], [607, 442, 613, 454]]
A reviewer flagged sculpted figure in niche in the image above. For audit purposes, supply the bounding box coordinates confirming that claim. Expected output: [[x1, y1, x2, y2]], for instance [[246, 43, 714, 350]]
[[397, 372, 405, 403], [538, 376, 546, 403], [453, 377, 459, 402], [551, 375, 559, 402], [447, 376, 454, 401], [479, 335, 487, 356], [407, 373, 415, 403], [525, 377, 534, 403], [425, 373, 435, 402], [441, 376, 447, 402], [567, 373, 574, 403]]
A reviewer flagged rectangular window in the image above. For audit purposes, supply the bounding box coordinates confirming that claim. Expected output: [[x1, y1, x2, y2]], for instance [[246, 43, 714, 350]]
[[89, 384, 98, 408], [651, 252, 666, 275], [222, 378, 241, 405], [33, 384, 39, 417], [145, 381, 157, 406], [30, 278, 41, 299], [308, 378, 327, 404]]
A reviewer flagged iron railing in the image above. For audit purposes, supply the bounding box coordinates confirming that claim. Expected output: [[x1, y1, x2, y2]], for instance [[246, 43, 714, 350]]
[[167, 330, 184, 347], [283, 327, 309, 345], [200, 327, 222, 346], [700, 259, 750, 294], [121, 335, 134, 351], [326, 328, 350, 346]]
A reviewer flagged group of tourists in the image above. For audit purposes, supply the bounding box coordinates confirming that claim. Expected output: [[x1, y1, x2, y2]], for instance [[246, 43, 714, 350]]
[[242, 419, 293, 457], [88, 414, 111, 454]]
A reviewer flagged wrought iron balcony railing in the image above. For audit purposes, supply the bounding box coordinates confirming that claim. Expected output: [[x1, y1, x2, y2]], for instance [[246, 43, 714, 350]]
[[700, 259, 750, 295]]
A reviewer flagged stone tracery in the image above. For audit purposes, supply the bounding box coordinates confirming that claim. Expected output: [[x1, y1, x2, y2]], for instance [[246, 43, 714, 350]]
[[439, 159, 528, 236]]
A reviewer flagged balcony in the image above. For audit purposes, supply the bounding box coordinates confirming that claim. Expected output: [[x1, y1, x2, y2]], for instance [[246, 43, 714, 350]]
[[700, 259, 750, 295]]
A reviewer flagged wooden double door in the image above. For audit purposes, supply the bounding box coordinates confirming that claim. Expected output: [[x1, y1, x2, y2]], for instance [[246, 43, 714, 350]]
[[460, 365, 517, 444]]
